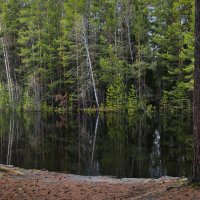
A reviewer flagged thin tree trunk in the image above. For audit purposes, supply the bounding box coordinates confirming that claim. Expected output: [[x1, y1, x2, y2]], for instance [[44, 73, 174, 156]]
[[76, 24, 80, 110], [191, 0, 200, 182], [7, 113, 15, 165], [0, 24, 14, 105], [125, 18, 134, 64], [82, 19, 99, 108], [137, 35, 141, 102], [138, 117, 142, 177]]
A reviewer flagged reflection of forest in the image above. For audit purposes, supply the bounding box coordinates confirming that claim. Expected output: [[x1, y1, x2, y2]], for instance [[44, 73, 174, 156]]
[[0, 112, 193, 178]]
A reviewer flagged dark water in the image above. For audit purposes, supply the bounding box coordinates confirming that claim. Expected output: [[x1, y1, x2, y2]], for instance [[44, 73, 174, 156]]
[[0, 112, 193, 178]]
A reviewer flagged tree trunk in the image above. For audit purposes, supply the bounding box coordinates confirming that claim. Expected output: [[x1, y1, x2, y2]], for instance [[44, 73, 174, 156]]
[[191, 0, 200, 182], [76, 24, 80, 111], [7, 113, 14, 165], [125, 18, 134, 64], [137, 34, 141, 102], [0, 24, 14, 106], [82, 19, 99, 109]]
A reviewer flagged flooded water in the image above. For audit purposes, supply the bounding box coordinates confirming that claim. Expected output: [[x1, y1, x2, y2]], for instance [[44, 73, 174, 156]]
[[0, 112, 193, 178]]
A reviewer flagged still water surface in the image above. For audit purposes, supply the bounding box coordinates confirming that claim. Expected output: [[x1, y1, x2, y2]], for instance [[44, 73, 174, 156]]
[[0, 112, 192, 178]]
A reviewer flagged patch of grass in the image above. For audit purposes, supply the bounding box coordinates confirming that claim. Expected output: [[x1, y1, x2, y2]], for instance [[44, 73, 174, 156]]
[[190, 183, 200, 189]]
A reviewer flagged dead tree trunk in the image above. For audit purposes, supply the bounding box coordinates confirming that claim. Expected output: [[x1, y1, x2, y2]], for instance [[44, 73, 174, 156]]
[[82, 19, 99, 109], [191, 0, 200, 183]]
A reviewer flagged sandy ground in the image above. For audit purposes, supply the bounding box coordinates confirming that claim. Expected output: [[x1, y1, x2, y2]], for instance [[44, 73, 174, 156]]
[[0, 164, 200, 200]]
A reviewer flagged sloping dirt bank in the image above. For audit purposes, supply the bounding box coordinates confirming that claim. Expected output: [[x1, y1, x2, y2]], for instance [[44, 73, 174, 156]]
[[0, 164, 199, 200]]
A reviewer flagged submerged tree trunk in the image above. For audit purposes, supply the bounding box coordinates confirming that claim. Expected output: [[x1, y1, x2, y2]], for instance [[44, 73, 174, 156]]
[[7, 113, 15, 165], [191, 0, 200, 182]]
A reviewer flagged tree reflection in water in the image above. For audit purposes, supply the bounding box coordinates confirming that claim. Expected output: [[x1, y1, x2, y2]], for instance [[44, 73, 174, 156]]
[[0, 112, 193, 178]]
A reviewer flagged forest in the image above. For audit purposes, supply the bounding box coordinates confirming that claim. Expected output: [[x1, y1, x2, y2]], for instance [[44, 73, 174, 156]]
[[0, 0, 194, 113], [1, 0, 200, 199]]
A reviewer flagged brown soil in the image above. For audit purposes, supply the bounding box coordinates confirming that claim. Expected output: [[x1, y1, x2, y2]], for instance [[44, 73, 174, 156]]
[[0, 164, 200, 200]]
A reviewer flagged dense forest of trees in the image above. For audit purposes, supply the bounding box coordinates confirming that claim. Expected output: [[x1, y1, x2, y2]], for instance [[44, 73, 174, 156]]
[[0, 0, 194, 113]]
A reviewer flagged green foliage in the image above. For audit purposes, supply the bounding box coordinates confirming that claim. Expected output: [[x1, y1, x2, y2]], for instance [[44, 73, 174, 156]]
[[41, 102, 53, 113], [127, 85, 138, 115], [99, 45, 127, 85], [22, 89, 34, 111], [106, 114, 126, 140], [0, 0, 194, 113], [68, 93, 75, 111], [106, 77, 126, 112], [151, 0, 194, 113], [160, 90, 192, 114], [0, 83, 9, 110]]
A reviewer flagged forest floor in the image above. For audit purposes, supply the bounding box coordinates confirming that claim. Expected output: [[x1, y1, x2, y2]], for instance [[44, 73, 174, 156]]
[[0, 164, 200, 200]]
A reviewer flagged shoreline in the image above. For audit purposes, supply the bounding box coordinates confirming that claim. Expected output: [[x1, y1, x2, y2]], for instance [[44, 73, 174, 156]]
[[1, 164, 199, 200], [0, 163, 185, 183]]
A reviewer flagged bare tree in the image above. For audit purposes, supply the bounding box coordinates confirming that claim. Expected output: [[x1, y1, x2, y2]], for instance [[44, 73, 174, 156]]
[[191, 0, 200, 183], [82, 19, 99, 109]]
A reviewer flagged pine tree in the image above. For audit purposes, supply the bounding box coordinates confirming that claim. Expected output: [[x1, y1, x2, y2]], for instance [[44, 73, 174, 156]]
[[127, 85, 138, 114], [106, 76, 126, 111], [150, 0, 194, 112]]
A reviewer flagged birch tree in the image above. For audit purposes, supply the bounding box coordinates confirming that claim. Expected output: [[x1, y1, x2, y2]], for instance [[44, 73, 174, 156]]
[[0, 22, 14, 106], [82, 18, 99, 108]]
